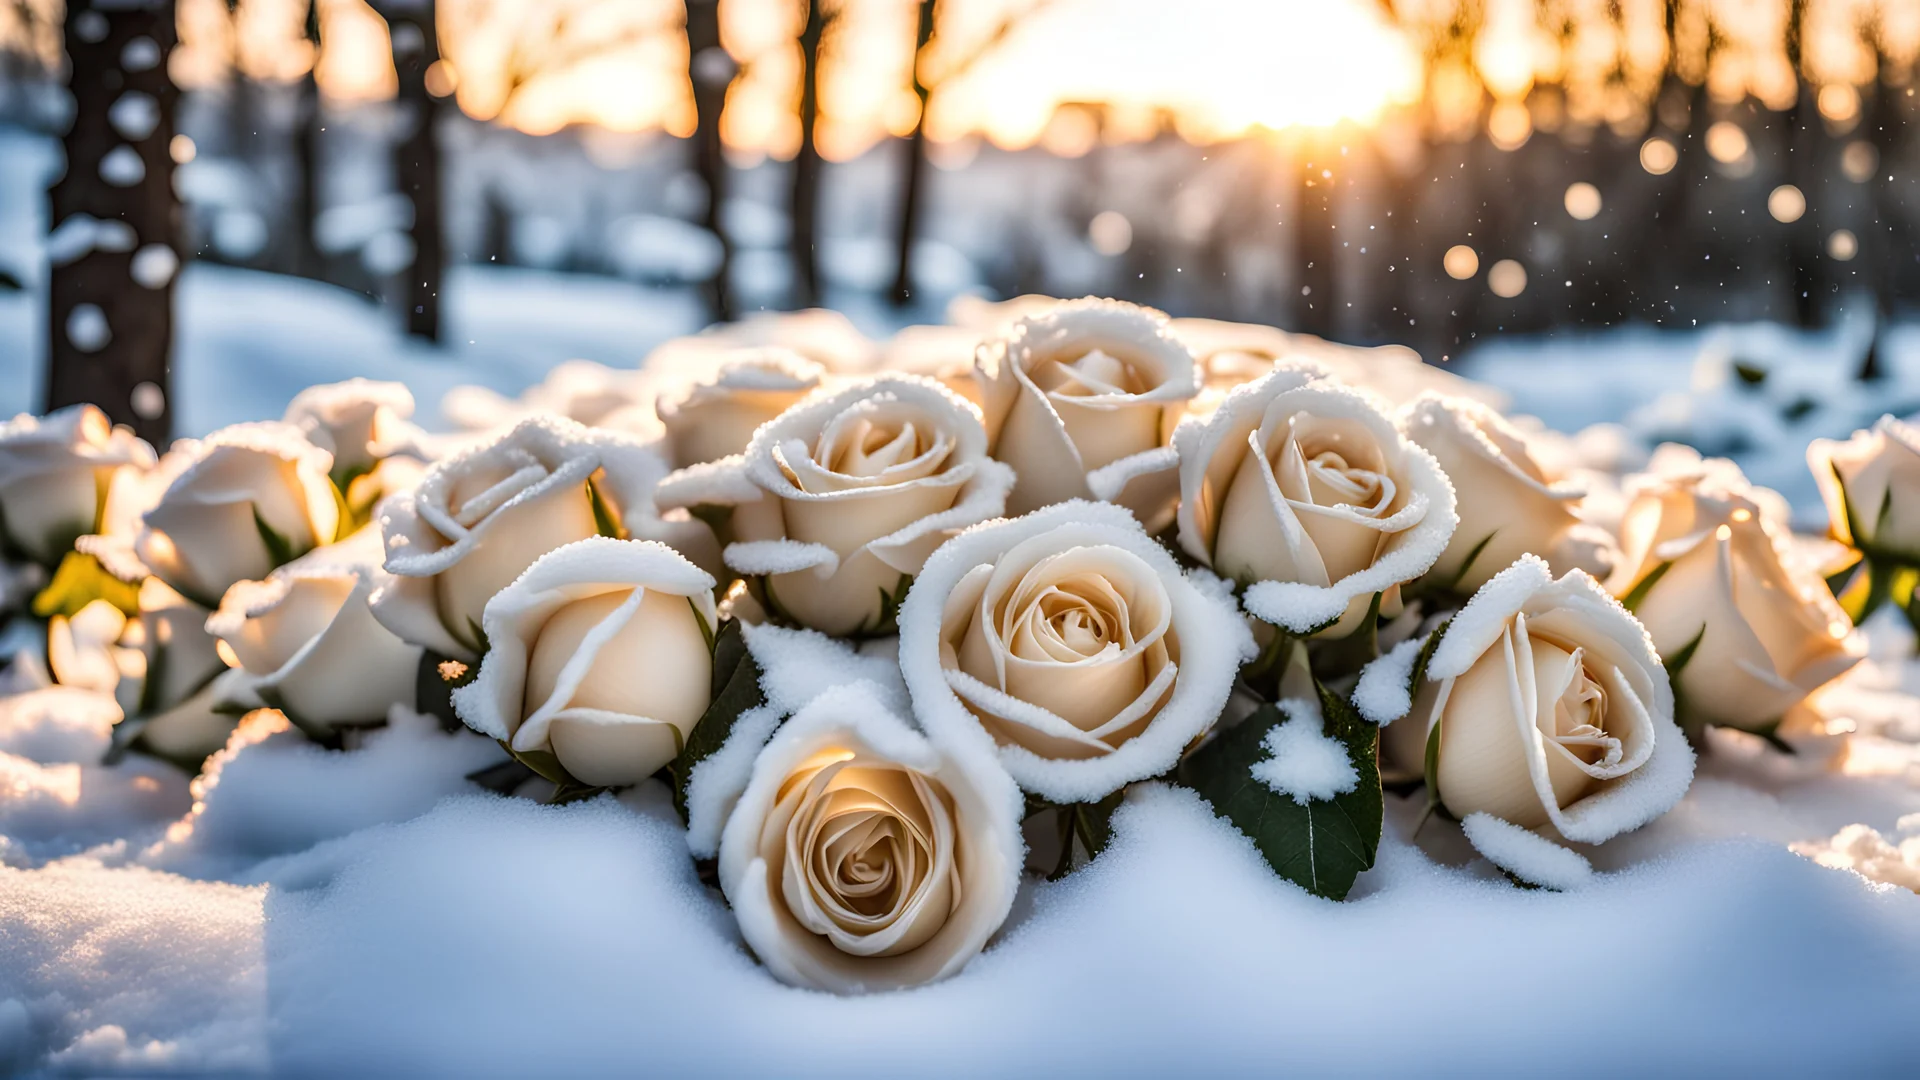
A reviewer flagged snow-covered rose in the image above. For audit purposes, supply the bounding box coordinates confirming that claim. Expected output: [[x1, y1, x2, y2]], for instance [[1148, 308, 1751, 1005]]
[[660, 375, 1013, 637], [282, 379, 420, 479], [656, 348, 825, 469], [373, 416, 716, 659], [1170, 316, 1505, 411], [901, 501, 1253, 803], [1809, 415, 1920, 563], [453, 537, 717, 788], [976, 298, 1197, 528], [1398, 556, 1693, 842], [206, 530, 423, 737], [0, 404, 155, 565], [135, 423, 340, 608], [1401, 393, 1607, 592], [718, 681, 1022, 993], [1175, 368, 1457, 638], [1605, 463, 1862, 732]]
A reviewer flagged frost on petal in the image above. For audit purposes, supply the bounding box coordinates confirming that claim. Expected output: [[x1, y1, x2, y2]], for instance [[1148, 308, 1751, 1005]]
[[1460, 812, 1595, 891], [1249, 701, 1359, 805]]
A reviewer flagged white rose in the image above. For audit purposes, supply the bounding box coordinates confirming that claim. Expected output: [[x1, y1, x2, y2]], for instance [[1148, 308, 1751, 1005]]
[[1169, 316, 1506, 411], [717, 680, 1022, 993], [0, 404, 155, 565], [900, 501, 1254, 803], [134, 423, 340, 608], [453, 536, 716, 787], [976, 299, 1197, 529], [660, 375, 1014, 637], [372, 416, 718, 659], [656, 348, 825, 469], [1809, 415, 1920, 563], [1175, 368, 1457, 638], [1392, 555, 1694, 843], [1401, 393, 1609, 593], [1604, 462, 1862, 733], [282, 379, 421, 479], [206, 529, 424, 737], [880, 325, 988, 406], [47, 598, 139, 695], [654, 307, 878, 374]]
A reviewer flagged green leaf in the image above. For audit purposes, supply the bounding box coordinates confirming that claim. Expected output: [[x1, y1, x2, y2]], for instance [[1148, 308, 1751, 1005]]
[[1308, 591, 1383, 678], [1407, 617, 1451, 706], [32, 551, 140, 619], [252, 505, 300, 569], [586, 474, 627, 540], [1618, 560, 1672, 615], [1070, 789, 1125, 863], [415, 650, 480, 733], [1177, 687, 1383, 901], [856, 574, 914, 639], [1444, 532, 1496, 594], [670, 617, 766, 823]]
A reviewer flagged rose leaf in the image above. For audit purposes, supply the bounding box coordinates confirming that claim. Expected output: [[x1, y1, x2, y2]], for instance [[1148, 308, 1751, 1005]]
[[669, 617, 766, 824], [31, 550, 141, 620], [1177, 687, 1383, 901]]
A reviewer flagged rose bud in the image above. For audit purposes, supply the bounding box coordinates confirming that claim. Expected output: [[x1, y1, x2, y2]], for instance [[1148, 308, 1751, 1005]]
[[206, 530, 424, 738], [900, 501, 1253, 804], [372, 416, 718, 659], [453, 537, 717, 788], [1390, 555, 1694, 842], [135, 422, 341, 608], [658, 375, 1013, 637], [0, 404, 155, 566], [976, 298, 1198, 529], [1174, 367, 1457, 638], [1605, 459, 1862, 733], [718, 681, 1022, 993], [656, 348, 825, 469], [1809, 415, 1920, 563], [1401, 393, 1611, 593]]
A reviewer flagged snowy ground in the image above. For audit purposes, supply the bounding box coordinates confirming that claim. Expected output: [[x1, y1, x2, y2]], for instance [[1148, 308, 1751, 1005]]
[[5, 127, 1920, 1076]]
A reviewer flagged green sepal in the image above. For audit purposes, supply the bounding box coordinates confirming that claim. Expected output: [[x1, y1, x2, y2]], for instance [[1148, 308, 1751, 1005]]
[[670, 617, 767, 823], [1664, 625, 1708, 745], [586, 474, 627, 540], [1619, 560, 1672, 615], [1027, 789, 1128, 880], [252, 504, 301, 570], [1308, 591, 1383, 679], [32, 550, 140, 619], [1177, 683, 1383, 901], [1442, 532, 1495, 595], [857, 574, 914, 639]]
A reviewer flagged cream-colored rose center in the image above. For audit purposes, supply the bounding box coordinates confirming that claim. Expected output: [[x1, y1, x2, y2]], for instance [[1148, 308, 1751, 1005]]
[[1032, 348, 1150, 399], [780, 403, 957, 496], [945, 544, 1178, 760], [773, 749, 961, 958]]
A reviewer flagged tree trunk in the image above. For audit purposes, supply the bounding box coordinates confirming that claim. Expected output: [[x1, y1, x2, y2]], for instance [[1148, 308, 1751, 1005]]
[[789, 0, 825, 309], [1293, 142, 1335, 337], [685, 0, 734, 322], [290, 0, 324, 279], [383, 2, 443, 342], [46, 0, 179, 445], [890, 0, 936, 307], [1856, 71, 1906, 381]]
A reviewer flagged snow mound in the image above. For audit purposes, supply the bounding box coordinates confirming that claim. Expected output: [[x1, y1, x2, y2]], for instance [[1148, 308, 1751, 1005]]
[[1352, 632, 1425, 725]]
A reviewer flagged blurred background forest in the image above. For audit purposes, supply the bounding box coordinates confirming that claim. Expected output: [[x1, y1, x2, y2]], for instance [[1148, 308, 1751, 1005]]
[[1, 0, 1916, 444]]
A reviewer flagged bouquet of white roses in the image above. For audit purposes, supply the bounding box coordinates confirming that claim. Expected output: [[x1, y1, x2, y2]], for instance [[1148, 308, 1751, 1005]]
[[0, 297, 1879, 994]]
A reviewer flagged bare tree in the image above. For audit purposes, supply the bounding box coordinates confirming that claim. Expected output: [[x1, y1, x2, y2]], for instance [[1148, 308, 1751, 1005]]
[[46, 0, 179, 444], [291, 0, 325, 279], [890, 0, 1051, 307], [376, 0, 445, 342], [686, 0, 735, 321], [791, 0, 826, 308]]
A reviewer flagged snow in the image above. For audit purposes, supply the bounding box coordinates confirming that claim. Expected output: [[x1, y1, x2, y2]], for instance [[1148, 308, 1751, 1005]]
[[1459, 812, 1596, 890], [1352, 631, 1425, 725], [1249, 701, 1359, 804]]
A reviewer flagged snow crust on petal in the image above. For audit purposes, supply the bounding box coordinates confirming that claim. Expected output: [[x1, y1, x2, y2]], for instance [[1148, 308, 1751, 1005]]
[[1461, 812, 1595, 890], [742, 621, 910, 717], [723, 539, 838, 577], [1250, 700, 1359, 804], [1353, 632, 1426, 726], [681, 703, 782, 859]]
